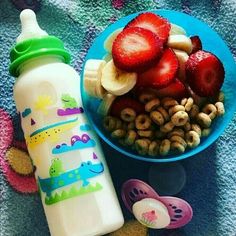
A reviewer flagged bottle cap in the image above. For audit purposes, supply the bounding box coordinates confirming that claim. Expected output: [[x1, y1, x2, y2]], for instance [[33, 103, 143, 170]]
[[9, 9, 70, 77]]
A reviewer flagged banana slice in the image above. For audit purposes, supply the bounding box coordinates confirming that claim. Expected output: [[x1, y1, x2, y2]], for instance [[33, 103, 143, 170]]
[[104, 28, 123, 53], [84, 59, 107, 99], [101, 60, 137, 96], [97, 93, 116, 116], [170, 23, 187, 35], [103, 53, 113, 62], [173, 49, 189, 81], [167, 35, 192, 54]]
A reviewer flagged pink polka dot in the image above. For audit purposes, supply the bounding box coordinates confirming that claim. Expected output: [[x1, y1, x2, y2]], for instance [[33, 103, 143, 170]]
[[112, 0, 124, 10], [0, 109, 13, 150], [0, 109, 38, 193]]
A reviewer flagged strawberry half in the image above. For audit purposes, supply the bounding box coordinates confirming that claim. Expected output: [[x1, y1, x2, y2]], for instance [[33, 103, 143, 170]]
[[186, 50, 225, 97], [190, 36, 202, 54], [125, 12, 171, 43], [110, 96, 145, 118], [156, 78, 187, 99], [112, 27, 163, 72], [137, 48, 179, 89]]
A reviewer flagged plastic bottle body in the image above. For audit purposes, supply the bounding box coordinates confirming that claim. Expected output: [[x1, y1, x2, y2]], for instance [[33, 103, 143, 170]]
[[13, 56, 124, 236]]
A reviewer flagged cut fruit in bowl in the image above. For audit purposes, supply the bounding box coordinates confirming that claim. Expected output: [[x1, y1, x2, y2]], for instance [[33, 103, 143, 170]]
[[81, 9, 236, 163]]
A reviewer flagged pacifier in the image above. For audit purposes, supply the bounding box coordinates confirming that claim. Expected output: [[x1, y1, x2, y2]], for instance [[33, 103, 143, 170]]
[[121, 179, 193, 229]]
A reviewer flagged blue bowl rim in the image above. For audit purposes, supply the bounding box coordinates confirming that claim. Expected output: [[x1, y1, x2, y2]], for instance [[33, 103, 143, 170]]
[[81, 9, 236, 163]]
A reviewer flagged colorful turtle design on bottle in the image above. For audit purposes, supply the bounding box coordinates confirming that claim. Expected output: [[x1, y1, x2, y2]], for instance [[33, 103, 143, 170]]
[[57, 94, 84, 116], [38, 157, 104, 197]]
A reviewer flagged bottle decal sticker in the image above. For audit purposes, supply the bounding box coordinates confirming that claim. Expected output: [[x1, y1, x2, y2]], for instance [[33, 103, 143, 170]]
[[93, 152, 98, 159], [34, 95, 53, 115], [141, 210, 158, 227], [38, 153, 104, 205], [26, 117, 79, 148], [49, 158, 64, 177], [31, 118, 36, 125], [52, 133, 96, 154], [57, 94, 84, 116], [22, 108, 32, 118], [80, 124, 91, 131]]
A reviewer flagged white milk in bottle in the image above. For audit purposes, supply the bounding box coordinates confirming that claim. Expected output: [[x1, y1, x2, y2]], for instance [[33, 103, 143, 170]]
[[9, 9, 124, 236]]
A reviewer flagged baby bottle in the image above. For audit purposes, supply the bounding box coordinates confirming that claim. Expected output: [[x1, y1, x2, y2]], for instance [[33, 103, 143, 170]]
[[9, 9, 124, 236]]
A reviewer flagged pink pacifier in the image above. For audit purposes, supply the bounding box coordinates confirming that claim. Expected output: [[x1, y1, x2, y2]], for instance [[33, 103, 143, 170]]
[[121, 179, 193, 229]]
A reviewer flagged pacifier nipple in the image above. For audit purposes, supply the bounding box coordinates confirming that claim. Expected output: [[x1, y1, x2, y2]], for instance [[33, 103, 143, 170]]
[[17, 9, 48, 43]]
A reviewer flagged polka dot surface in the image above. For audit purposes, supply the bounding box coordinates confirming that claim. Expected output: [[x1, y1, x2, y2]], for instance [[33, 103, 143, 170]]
[[6, 147, 34, 175], [0, 109, 37, 193], [109, 220, 148, 236]]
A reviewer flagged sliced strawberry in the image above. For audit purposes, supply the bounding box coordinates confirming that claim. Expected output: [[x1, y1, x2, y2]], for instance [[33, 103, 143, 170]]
[[137, 48, 179, 89], [110, 96, 145, 117], [185, 84, 208, 106], [186, 50, 225, 97], [125, 12, 171, 43], [190, 36, 202, 54], [156, 78, 187, 99], [112, 27, 163, 72]]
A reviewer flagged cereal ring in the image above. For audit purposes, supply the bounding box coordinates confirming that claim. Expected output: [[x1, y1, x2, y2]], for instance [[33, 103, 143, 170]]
[[139, 91, 156, 104], [150, 111, 165, 126], [181, 98, 188, 106], [145, 98, 160, 112], [103, 116, 117, 131], [156, 107, 170, 122], [189, 104, 199, 119], [169, 105, 185, 116], [114, 118, 123, 129], [217, 91, 224, 102], [135, 114, 152, 130], [171, 111, 189, 126], [155, 130, 166, 139], [201, 128, 211, 137], [170, 135, 187, 148], [118, 139, 127, 146], [121, 108, 136, 122], [185, 131, 200, 148], [159, 139, 171, 156], [170, 141, 185, 154], [124, 130, 137, 145], [162, 97, 178, 109], [167, 128, 185, 138], [184, 97, 194, 112], [141, 138, 152, 145], [127, 122, 135, 130], [202, 104, 217, 120], [160, 121, 175, 133], [121, 122, 128, 130], [148, 141, 160, 156], [134, 139, 149, 155], [196, 113, 212, 128], [191, 124, 202, 137], [137, 130, 154, 139], [183, 121, 191, 131], [215, 102, 225, 116], [111, 129, 126, 139]]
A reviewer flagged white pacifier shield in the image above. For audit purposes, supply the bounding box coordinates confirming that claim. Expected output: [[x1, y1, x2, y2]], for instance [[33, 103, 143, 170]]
[[132, 198, 171, 229]]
